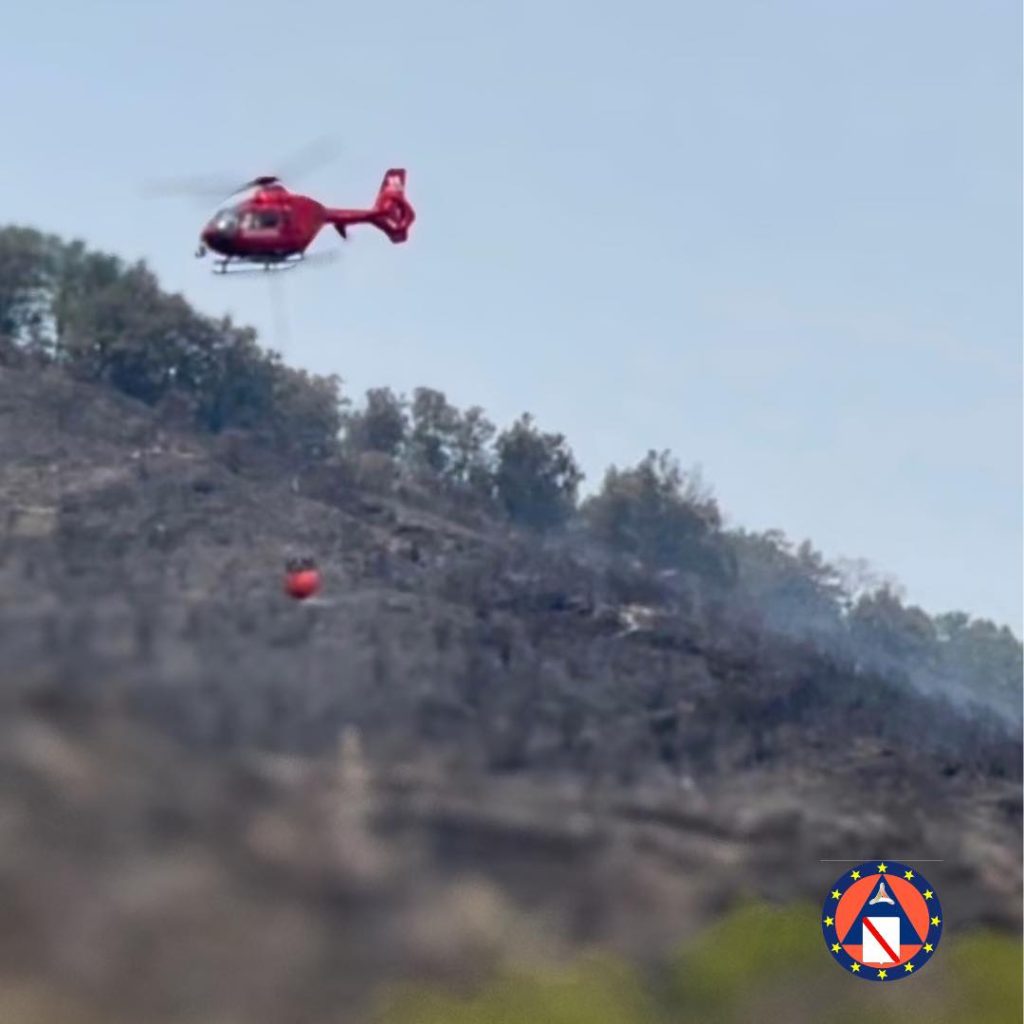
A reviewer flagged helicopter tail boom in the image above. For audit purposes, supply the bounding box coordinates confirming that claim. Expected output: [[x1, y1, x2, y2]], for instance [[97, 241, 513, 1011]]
[[326, 169, 415, 243]]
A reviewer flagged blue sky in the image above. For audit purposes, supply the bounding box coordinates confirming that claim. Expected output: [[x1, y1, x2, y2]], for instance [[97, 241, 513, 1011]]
[[2, 1, 1020, 629]]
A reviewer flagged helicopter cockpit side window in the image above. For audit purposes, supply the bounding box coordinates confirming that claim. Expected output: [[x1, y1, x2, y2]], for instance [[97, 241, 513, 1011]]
[[241, 210, 282, 231]]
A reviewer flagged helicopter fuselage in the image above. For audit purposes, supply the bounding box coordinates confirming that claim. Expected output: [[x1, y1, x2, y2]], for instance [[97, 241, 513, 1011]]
[[197, 170, 413, 267], [200, 187, 325, 259]]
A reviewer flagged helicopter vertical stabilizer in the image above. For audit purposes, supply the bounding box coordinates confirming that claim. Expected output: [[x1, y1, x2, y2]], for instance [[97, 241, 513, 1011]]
[[371, 169, 414, 242]]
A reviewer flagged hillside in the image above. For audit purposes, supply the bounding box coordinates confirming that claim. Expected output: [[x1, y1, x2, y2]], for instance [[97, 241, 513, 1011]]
[[0, 230, 1020, 1022], [0, 358, 1021, 1023]]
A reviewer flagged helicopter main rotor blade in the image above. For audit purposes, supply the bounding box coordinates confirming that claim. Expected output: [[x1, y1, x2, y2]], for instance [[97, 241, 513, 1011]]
[[140, 174, 244, 201], [273, 133, 344, 183], [142, 134, 344, 204]]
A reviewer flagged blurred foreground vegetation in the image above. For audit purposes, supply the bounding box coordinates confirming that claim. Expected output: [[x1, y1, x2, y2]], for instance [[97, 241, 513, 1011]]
[[379, 901, 1022, 1024], [0, 229, 1019, 1024]]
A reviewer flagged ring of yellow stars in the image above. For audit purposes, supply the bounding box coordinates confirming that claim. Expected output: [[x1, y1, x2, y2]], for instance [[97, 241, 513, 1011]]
[[824, 863, 940, 980]]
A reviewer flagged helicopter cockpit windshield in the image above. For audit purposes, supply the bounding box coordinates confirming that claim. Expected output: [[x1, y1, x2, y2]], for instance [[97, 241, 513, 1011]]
[[210, 207, 241, 233]]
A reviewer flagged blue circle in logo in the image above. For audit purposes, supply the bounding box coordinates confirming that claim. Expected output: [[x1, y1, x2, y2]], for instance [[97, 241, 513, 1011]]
[[822, 860, 941, 981]]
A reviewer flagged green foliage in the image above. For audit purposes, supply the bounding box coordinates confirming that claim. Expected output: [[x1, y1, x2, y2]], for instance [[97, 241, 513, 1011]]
[[51, 239, 127, 357], [850, 586, 938, 661], [583, 450, 733, 583], [729, 529, 846, 635], [408, 386, 459, 475], [665, 902, 1023, 1024], [406, 387, 497, 500], [191, 325, 277, 433], [667, 899, 820, 1020], [0, 225, 343, 456], [0, 226, 59, 346], [266, 365, 345, 459], [932, 614, 1022, 718], [846, 588, 1023, 718], [343, 387, 409, 456], [493, 414, 582, 531], [340, 392, 576, 526], [60, 261, 194, 402], [940, 929, 1024, 1024], [729, 527, 1022, 719], [341, 386, 498, 506], [448, 404, 498, 497], [379, 955, 657, 1024], [376, 903, 1023, 1024]]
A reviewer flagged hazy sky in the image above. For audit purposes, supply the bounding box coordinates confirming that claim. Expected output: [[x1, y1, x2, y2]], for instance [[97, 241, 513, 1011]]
[[2, 1, 1020, 629]]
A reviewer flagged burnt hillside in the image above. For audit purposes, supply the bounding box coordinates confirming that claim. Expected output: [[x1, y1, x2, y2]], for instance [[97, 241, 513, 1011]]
[[0, 228, 1020, 1022], [1, 360, 1018, 782], [0, 360, 1020, 1024]]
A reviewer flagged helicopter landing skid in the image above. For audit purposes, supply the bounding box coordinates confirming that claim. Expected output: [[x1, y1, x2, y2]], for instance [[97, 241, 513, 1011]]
[[212, 255, 304, 275]]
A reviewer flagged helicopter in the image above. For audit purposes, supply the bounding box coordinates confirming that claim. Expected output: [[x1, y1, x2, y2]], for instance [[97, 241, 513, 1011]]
[[145, 137, 415, 273], [193, 169, 414, 273]]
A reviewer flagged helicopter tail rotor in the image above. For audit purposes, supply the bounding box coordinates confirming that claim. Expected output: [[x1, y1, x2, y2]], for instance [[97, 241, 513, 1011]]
[[371, 169, 415, 243]]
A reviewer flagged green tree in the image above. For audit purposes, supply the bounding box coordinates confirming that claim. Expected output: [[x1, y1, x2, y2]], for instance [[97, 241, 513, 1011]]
[[407, 387, 460, 476], [404, 388, 496, 499], [583, 451, 730, 581], [343, 387, 408, 456], [60, 261, 190, 402], [51, 240, 124, 358], [493, 414, 582, 530], [267, 366, 344, 459], [932, 613, 1022, 719], [0, 226, 60, 351], [194, 327, 278, 434], [728, 529, 845, 634], [849, 586, 938, 665], [0, 226, 344, 453], [448, 404, 496, 499]]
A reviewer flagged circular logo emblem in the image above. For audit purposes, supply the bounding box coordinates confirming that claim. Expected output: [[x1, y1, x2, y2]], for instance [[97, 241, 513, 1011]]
[[822, 861, 942, 980]]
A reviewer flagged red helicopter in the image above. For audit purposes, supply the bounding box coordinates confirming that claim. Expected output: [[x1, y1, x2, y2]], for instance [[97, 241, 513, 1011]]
[[146, 138, 415, 273], [195, 169, 415, 273]]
